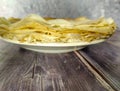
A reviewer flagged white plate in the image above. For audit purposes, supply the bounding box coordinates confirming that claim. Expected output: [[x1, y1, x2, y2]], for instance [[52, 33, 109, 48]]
[[0, 37, 105, 53]]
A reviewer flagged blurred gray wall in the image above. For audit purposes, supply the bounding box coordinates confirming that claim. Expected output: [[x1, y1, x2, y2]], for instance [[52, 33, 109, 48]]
[[0, 0, 120, 27]]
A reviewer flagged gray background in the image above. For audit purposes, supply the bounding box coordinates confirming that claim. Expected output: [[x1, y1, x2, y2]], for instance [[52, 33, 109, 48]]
[[0, 0, 120, 27]]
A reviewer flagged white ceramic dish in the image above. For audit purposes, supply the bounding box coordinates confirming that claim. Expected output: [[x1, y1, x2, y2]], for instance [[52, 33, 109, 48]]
[[0, 37, 105, 53]]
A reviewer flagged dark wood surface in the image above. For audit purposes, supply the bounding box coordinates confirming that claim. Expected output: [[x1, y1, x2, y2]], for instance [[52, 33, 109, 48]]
[[0, 31, 120, 91], [79, 31, 120, 91]]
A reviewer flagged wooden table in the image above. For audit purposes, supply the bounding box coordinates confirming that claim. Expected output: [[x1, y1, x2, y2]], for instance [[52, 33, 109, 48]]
[[0, 31, 120, 91]]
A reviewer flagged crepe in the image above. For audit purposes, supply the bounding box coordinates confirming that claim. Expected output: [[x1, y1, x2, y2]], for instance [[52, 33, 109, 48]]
[[0, 14, 116, 43]]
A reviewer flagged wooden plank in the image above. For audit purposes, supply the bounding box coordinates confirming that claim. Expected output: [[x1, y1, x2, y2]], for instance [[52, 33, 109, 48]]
[[107, 31, 120, 47], [32, 52, 109, 91], [79, 31, 120, 91], [0, 41, 19, 54], [0, 49, 36, 91], [0, 46, 108, 91], [74, 51, 115, 91]]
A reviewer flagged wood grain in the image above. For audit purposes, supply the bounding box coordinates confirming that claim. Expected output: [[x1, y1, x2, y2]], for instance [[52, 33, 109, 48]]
[[79, 31, 120, 91], [107, 31, 120, 47], [0, 42, 108, 91], [74, 51, 115, 91], [0, 31, 119, 91]]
